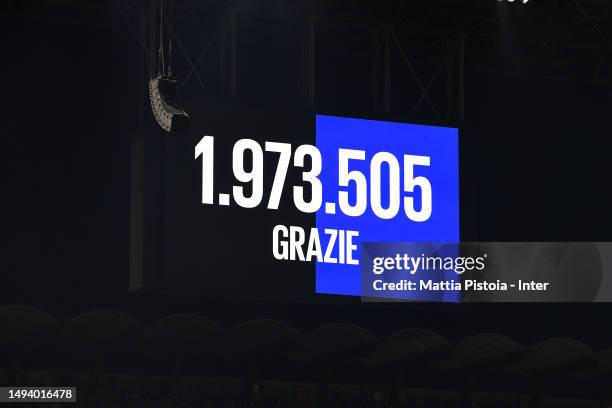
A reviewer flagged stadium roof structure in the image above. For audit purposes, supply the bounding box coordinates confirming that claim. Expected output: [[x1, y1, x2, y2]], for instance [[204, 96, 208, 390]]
[[7, 0, 612, 124]]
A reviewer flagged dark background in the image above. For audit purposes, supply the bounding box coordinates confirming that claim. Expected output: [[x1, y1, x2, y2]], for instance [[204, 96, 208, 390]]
[[2, 1, 612, 402]]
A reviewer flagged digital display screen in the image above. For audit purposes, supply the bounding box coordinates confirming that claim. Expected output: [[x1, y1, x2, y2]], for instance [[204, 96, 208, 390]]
[[131, 108, 459, 301], [315, 115, 459, 296]]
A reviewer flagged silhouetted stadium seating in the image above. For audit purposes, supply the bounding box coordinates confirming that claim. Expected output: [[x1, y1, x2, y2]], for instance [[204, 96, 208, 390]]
[[0, 305, 608, 407]]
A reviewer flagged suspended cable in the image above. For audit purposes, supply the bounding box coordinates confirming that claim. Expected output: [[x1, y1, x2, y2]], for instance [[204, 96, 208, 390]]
[[168, 0, 174, 77], [149, 0, 190, 132], [115, 0, 155, 78], [158, 0, 165, 76]]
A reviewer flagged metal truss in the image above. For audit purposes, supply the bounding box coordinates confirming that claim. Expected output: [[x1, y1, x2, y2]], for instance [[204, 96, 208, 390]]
[[25, 0, 610, 122]]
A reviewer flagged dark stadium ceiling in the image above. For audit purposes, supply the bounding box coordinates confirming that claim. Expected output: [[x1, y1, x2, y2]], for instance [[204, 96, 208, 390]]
[[181, 0, 612, 80], [7, 0, 612, 121], [8, 0, 612, 80]]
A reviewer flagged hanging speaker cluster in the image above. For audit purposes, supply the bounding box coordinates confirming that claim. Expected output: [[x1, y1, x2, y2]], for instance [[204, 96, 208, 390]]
[[149, 76, 191, 132]]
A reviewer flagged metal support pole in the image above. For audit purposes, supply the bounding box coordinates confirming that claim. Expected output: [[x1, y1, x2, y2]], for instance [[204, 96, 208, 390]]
[[383, 24, 392, 113], [446, 37, 454, 122], [372, 28, 380, 110], [219, 19, 227, 96], [458, 34, 465, 121], [229, 8, 237, 98], [130, 0, 149, 291], [307, 16, 316, 107]]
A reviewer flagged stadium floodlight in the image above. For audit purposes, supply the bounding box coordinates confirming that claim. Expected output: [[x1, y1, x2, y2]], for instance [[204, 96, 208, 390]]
[[148, 0, 190, 133], [149, 75, 190, 132]]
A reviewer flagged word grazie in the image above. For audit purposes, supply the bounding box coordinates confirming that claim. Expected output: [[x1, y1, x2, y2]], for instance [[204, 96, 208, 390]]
[[272, 225, 359, 265]]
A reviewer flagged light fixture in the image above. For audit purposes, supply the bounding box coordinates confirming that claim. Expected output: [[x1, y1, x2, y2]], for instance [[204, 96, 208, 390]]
[[149, 76, 191, 132], [148, 0, 191, 133]]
